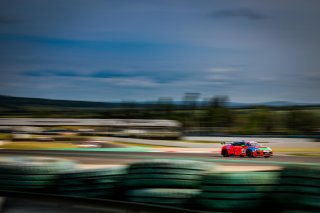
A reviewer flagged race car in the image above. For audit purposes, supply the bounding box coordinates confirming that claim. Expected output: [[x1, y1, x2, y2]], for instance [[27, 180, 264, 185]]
[[220, 141, 273, 158]]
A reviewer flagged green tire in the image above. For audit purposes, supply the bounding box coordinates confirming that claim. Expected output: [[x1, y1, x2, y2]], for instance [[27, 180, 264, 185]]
[[127, 188, 201, 198], [276, 185, 320, 194], [275, 164, 320, 211], [275, 193, 320, 210], [0, 179, 53, 186], [59, 166, 127, 179], [280, 165, 320, 179], [128, 160, 214, 171], [0, 174, 57, 181], [58, 178, 119, 186], [204, 185, 275, 192], [203, 172, 278, 185], [60, 189, 116, 198], [57, 184, 116, 191], [198, 198, 261, 211], [128, 168, 208, 175], [0, 156, 77, 174], [125, 178, 201, 188], [127, 173, 203, 181], [201, 192, 267, 199], [127, 188, 201, 208]]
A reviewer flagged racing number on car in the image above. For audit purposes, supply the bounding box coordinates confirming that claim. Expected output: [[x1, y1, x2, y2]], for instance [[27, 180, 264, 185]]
[[241, 148, 245, 154]]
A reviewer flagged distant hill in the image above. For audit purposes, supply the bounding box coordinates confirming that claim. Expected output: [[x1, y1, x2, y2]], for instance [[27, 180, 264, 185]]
[[227, 101, 319, 108], [0, 95, 118, 110], [0, 94, 318, 111]]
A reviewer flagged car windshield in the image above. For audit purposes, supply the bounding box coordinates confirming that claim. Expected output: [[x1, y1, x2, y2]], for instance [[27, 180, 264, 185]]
[[248, 142, 262, 147]]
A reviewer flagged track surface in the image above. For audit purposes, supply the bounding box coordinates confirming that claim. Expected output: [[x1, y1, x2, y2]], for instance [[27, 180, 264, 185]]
[[0, 150, 319, 166]]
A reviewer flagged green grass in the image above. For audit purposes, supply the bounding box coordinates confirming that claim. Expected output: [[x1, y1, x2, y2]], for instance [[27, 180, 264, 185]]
[[274, 147, 320, 157], [178, 140, 222, 143], [112, 141, 180, 148], [0, 133, 12, 140], [274, 147, 320, 153], [0, 142, 78, 149], [287, 153, 320, 157]]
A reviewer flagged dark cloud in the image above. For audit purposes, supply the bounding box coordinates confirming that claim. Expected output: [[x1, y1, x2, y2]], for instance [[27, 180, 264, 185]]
[[0, 16, 22, 25], [23, 70, 141, 78], [0, 1, 319, 102], [211, 9, 268, 20], [23, 70, 78, 78], [21, 69, 188, 84]]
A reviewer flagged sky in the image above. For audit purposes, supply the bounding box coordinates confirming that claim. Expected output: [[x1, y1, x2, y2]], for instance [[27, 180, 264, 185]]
[[0, 0, 319, 103]]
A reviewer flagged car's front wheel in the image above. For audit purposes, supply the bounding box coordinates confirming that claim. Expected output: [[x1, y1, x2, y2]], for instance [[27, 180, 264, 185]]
[[222, 149, 229, 157], [246, 150, 254, 158]]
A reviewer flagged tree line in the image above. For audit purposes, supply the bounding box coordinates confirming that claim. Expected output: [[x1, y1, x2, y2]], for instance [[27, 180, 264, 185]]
[[104, 95, 319, 136], [1, 94, 319, 135]]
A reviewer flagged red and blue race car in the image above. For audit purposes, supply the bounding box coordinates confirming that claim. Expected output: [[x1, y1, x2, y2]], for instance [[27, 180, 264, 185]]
[[221, 141, 273, 158]]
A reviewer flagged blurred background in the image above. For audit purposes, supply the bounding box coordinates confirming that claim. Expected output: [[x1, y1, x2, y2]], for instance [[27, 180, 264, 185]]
[[0, 0, 319, 158], [0, 0, 319, 141], [0, 94, 319, 139], [0, 1, 319, 212]]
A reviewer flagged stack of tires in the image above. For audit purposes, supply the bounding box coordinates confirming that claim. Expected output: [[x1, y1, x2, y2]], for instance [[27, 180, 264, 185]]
[[198, 171, 279, 212], [0, 156, 76, 193], [124, 159, 215, 209], [275, 164, 320, 213], [54, 166, 128, 199]]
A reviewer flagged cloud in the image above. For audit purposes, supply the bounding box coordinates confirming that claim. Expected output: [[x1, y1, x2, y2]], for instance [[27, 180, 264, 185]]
[[20, 68, 232, 89], [21, 69, 187, 84], [21, 70, 161, 88], [23, 70, 146, 79], [101, 77, 160, 87], [23, 70, 78, 77], [211, 9, 268, 20], [207, 67, 238, 73], [0, 16, 22, 25]]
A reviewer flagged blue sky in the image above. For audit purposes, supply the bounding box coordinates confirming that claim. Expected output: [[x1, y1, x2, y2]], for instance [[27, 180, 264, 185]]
[[0, 0, 319, 103]]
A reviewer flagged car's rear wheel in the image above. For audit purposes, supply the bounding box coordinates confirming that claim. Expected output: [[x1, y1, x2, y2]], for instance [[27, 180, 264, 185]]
[[246, 150, 254, 158], [222, 149, 229, 157]]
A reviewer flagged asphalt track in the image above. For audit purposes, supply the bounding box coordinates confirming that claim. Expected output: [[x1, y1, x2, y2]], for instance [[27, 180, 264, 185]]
[[0, 150, 319, 166]]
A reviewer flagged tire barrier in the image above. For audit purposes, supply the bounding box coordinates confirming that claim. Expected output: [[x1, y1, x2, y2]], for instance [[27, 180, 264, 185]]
[[54, 165, 128, 199], [197, 171, 279, 212], [274, 164, 320, 213], [125, 159, 216, 189], [126, 188, 201, 208], [0, 157, 319, 213], [124, 159, 216, 208], [0, 156, 77, 192]]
